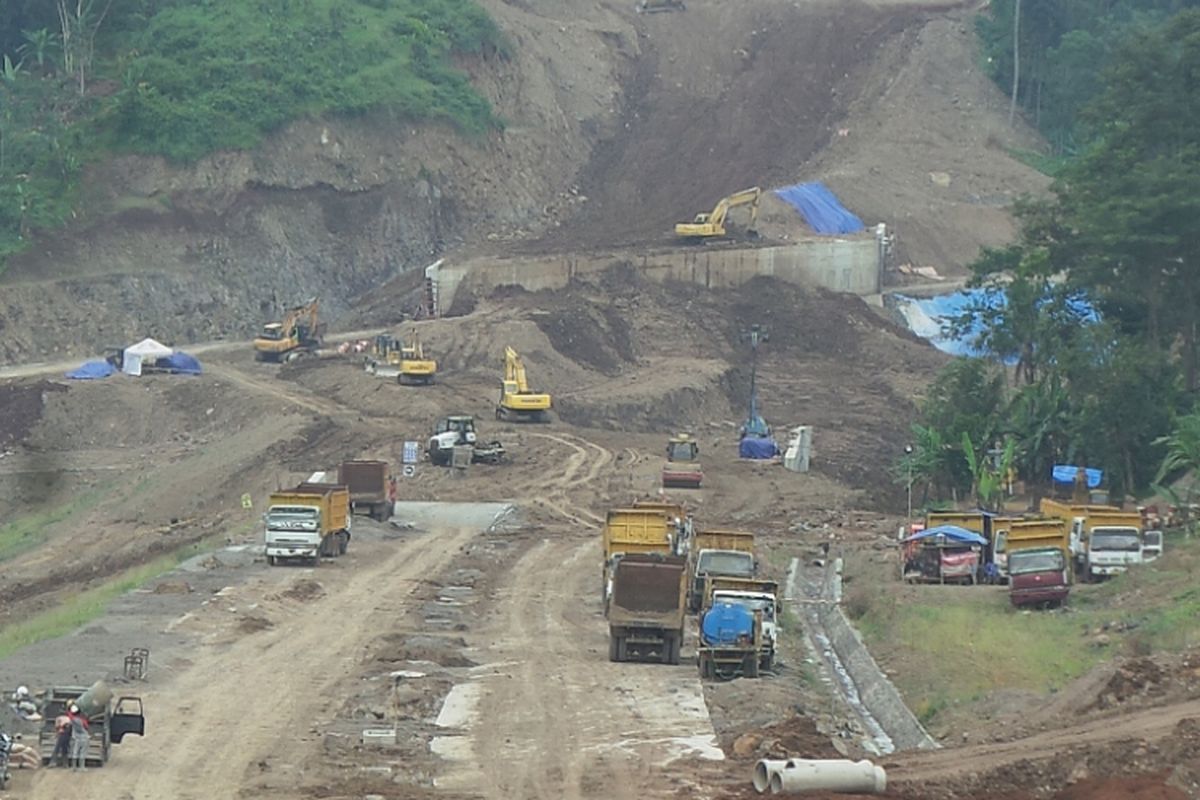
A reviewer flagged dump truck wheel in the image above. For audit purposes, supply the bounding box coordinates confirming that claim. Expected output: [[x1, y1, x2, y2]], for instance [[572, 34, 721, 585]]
[[609, 636, 620, 662], [667, 633, 682, 665], [743, 656, 760, 679]]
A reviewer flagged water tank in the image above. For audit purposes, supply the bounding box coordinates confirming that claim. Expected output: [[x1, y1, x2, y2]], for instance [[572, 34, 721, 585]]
[[701, 602, 753, 647]]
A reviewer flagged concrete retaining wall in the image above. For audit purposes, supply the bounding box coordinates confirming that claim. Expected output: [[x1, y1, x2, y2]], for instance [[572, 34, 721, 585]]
[[432, 235, 882, 312], [817, 562, 938, 752]]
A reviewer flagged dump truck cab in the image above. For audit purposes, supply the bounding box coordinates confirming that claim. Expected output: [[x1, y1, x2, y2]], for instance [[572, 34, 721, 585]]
[[1008, 546, 1070, 608]]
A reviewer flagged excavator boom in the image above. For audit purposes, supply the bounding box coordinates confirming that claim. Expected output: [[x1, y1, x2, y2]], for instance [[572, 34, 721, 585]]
[[497, 346, 552, 422], [398, 329, 437, 385], [254, 298, 323, 362], [674, 186, 761, 240]]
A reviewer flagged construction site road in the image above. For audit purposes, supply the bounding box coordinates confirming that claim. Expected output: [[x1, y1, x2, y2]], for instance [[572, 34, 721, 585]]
[[23, 511, 486, 800], [0, 328, 386, 381], [435, 534, 725, 800]]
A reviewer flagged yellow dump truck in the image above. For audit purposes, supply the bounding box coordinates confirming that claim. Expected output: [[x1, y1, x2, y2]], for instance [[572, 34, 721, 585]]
[[608, 553, 688, 664], [1039, 499, 1146, 581], [687, 528, 756, 613], [264, 482, 351, 565], [601, 508, 675, 609]]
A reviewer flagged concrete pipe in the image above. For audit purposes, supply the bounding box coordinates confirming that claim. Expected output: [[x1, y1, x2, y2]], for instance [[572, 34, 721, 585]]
[[769, 758, 887, 795], [753, 759, 790, 793]]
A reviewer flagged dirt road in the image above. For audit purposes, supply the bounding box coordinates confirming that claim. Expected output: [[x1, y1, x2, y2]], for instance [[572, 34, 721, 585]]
[[24, 523, 481, 800], [888, 697, 1200, 784], [435, 534, 725, 800]]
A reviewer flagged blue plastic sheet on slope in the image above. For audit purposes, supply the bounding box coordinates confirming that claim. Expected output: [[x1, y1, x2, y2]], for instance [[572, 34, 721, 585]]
[[738, 436, 779, 460], [891, 289, 1098, 359], [1052, 465, 1103, 488], [773, 182, 865, 235], [66, 360, 116, 380], [158, 352, 202, 375]]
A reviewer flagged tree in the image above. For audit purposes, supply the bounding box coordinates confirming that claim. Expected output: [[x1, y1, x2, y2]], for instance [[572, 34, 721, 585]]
[[56, 0, 115, 94], [962, 434, 1016, 511]]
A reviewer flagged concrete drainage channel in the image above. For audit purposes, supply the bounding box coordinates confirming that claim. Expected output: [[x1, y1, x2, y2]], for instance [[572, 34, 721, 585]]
[[787, 556, 938, 755]]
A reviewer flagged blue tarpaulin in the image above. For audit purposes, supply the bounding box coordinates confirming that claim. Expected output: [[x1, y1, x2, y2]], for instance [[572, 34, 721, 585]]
[[738, 436, 779, 460], [158, 352, 202, 375], [902, 524, 988, 546], [66, 360, 116, 380], [891, 289, 1098, 359], [1052, 465, 1103, 488], [773, 182, 865, 235]]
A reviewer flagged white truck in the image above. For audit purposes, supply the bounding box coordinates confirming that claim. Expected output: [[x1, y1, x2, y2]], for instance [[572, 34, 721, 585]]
[[1067, 510, 1151, 581], [709, 578, 779, 671]]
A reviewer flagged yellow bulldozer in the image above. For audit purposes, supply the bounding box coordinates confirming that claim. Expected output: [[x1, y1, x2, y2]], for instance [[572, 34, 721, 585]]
[[674, 187, 761, 242], [254, 299, 325, 362], [398, 329, 437, 385], [365, 329, 437, 384], [497, 346, 552, 423]]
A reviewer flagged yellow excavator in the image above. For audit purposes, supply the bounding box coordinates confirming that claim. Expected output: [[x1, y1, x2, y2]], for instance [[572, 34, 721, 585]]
[[254, 299, 324, 362], [497, 346, 552, 423], [398, 329, 437, 385], [674, 186, 761, 242]]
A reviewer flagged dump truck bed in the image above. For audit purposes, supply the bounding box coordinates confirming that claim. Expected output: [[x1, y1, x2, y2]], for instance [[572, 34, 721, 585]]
[[270, 484, 350, 536], [692, 529, 754, 554]]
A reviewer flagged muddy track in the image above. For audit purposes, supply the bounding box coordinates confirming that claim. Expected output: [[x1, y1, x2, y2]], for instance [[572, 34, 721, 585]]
[[25, 526, 481, 800], [439, 535, 724, 799]]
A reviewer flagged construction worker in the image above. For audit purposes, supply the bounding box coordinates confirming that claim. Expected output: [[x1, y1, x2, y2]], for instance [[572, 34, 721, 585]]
[[52, 711, 72, 767], [67, 703, 89, 771], [10, 686, 39, 720]]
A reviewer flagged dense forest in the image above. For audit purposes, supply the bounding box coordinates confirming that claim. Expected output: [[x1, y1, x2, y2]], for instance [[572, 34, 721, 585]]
[[0, 0, 502, 264], [902, 6, 1200, 509]]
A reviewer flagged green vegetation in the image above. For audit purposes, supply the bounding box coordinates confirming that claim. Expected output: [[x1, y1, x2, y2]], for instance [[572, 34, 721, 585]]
[[976, 0, 1197, 153], [0, 0, 503, 265], [850, 532, 1200, 725], [0, 533, 220, 659], [0, 485, 112, 563], [903, 10, 1200, 505]]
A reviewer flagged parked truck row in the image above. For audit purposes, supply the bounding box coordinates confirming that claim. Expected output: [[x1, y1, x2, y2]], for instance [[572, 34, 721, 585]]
[[901, 497, 1164, 609], [600, 500, 779, 681]]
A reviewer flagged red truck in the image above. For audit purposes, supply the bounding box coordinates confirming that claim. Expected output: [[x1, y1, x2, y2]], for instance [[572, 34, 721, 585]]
[[1007, 520, 1071, 608]]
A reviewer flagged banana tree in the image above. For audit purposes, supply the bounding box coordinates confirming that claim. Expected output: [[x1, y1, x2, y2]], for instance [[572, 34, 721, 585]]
[[962, 433, 1016, 512]]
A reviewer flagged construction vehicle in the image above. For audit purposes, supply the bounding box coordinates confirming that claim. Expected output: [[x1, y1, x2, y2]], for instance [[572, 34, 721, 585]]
[[662, 434, 703, 489], [1039, 499, 1151, 581], [675, 187, 761, 242], [1006, 520, 1071, 608], [254, 298, 324, 362], [398, 329, 437, 385], [427, 415, 506, 467], [602, 507, 677, 608], [687, 529, 756, 613], [637, 0, 686, 11], [264, 482, 351, 565], [632, 499, 694, 556], [707, 578, 779, 670], [698, 602, 764, 680], [607, 553, 688, 665], [37, 682, 144, 767], [497, 346, 552, 423], [338, 460, 394, 522], [364, 334, 404, 379]]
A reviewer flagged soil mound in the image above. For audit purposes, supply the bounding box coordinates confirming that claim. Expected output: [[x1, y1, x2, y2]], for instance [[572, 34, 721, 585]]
[[0, 381, 67, 449]]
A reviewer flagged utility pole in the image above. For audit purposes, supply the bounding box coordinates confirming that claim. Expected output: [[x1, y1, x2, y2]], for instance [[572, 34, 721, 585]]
[[741, 324, 769, 438], [904, 444, 914, 521]]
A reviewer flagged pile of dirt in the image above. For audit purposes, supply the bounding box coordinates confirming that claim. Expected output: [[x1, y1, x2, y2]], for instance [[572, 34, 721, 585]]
[[282, 579, 325, 602], [728, 714, 843, 762], [0, 381, 67, 449], [372, 633, 477, 668], [1053, 773, 1186, 800], [1085, 657, 1169, 713]]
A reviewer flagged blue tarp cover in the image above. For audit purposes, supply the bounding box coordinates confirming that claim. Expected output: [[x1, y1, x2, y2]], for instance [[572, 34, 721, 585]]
[[1052, 465, 1103, 488], [891, 289, 1098, 359], [773, 182, 865, 235], [66, 360, 116, 380], [738, 436, 779, 460], [902, 524, 988, 546], [159, 352, 202, 375]]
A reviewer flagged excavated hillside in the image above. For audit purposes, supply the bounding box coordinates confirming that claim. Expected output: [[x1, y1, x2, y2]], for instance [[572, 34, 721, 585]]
[[0, 0, 1046, 365]]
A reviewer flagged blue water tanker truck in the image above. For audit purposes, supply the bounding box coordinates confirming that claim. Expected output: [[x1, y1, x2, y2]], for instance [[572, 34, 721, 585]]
[[697, 601, 764, 680]]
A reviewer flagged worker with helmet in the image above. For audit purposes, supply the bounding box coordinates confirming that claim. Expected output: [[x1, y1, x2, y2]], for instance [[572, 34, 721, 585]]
[[10, 685, 41, 720], [67, 703, 89, 771]]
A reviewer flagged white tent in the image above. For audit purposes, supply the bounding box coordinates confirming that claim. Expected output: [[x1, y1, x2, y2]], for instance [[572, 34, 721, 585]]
[[122, 338, 174, 376]]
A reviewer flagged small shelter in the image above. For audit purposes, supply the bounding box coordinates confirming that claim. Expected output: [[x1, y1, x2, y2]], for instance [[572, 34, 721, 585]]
[[901, 524, 987, 585], [122, 338, 173, 376]]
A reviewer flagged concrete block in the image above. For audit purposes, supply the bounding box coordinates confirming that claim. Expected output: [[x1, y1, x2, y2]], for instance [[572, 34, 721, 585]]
[[361, 728, 398, 746]]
